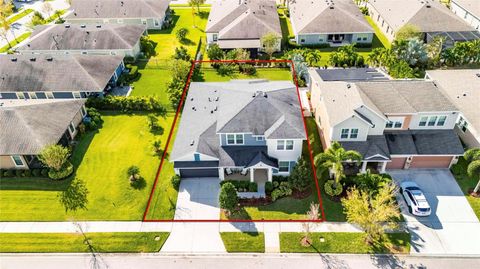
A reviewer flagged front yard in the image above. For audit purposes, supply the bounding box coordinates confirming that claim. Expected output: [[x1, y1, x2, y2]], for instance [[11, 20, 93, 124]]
[[451, 157, 480, 220], [220, 232, 265, 253], [280, 232, 410, 254], [0, 112, 177, 221]]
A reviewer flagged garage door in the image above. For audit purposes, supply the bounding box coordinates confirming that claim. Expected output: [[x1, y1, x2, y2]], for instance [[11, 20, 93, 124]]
[[410, 156, 453, 168], [179, 168, 219, 178], [386, 157, 406, 169]]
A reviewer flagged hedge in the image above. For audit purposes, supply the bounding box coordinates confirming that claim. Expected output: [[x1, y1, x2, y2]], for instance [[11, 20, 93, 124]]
[[1, 168, 49, 178], [220, 180, 257, 192], [86, 96, 167, 114]]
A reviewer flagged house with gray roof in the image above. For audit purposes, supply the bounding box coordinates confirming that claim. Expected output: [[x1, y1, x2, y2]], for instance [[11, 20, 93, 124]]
[[18, 24, 146, 58], [426, 69, 480, 148], [66, 0, 171, 30], [289, 0, 374, 46], [0, 54, 125, 100], [309, 68, 464, 173], [368, 0, 480, 43], [206, 0, 282, 53], [0, 100, 87, 170], [451, 0, 480, 31], [170, 80, 306, 184]]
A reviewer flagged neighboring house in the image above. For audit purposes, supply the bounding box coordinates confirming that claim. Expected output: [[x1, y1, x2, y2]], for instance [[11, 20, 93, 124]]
[[170, 80, 306, 183], [309, 69, 464, 173], [451, 0, 480, 31], [368, 0, 480, 43], [289, 0, 374, 46], [0, 54, 125, 100], [0, 100, 87, 170], [426, 69, 480, 148], [17, 24, 146, 58], [206, 0, 282, 54], [66, 0, 171, 30]]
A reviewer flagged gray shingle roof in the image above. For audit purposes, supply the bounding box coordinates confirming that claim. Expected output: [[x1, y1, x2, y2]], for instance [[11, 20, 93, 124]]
[[355, 81, 458, 114], [19, 24, 146, 51], [0, 100, 85, 155], [170, 80, 305, 162], [385, 130, 464, 155], [341, 135, 391, 160], [0, 54, 123, 92], [290, 0, 373, 34], [206, 0, 281, 39], [67, 0, 170, 19], [369, 0, 475, 33], [220, 146, 278, 168]]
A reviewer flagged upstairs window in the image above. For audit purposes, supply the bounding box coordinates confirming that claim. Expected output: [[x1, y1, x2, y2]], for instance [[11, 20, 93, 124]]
[[277, 140, 294, 150], [341, 129, 349, 139], [437, 116, 447, 126], [213, 34, 218, 42], [419, 115, 447, 127], [226, 134, 244, 145], [386, 117, 403, 129], [286, 140, 294, 150], [277, 140, 285, 150], [11, 155, 25, 167], [427, 116, 438, 126], [255, 136, 265, 141], [350, 129, 359, 139], [419, 116, 428, 126]]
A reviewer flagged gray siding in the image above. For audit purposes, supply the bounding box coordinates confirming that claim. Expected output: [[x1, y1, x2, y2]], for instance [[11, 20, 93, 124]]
[[220, 133, 267, 146]]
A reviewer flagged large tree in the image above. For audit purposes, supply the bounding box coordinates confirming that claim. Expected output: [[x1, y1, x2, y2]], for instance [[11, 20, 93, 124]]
[[289, 157, 313, 192], [342, 183, 400, 244], [314, 141, 362, 196], [38, 144, 70, 172], [219, 182, 238, 216]]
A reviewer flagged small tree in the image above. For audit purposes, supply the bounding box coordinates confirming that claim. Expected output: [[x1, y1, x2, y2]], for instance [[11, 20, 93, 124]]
[[38, 144, 70, 172], [261, 32, 280, 59], [395, 24, 422, 41], [176, 27, 189, 42], [289, 157, 312, 192], [465, 148, 480, 194], [219, 182, 238, 215], [152, 138, 162, 155], [301, 202, 320, 246], [207, 44, 225, 61], [173, 46, 191, 61], [342, 184, 400, 244], [127, 165, 140, 181]]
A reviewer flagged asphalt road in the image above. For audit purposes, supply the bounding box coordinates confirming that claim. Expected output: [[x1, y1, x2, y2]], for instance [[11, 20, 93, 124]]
[[1, 253, 479, 269]]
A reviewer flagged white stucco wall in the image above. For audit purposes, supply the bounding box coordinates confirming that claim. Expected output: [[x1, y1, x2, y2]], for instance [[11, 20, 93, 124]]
[[266, 139, 303, 162], [331, 116, 370, 142], [408, 112, 459, 130], [451, 1, 480, 30]]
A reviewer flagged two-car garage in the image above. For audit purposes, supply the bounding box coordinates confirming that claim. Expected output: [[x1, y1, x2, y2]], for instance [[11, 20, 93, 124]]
[[386, 156, 455, 169], [173, 161, 220, 178], [179, 168, 219, 178]]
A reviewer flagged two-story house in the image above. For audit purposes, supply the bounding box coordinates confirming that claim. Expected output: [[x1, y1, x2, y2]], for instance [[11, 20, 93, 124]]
[[66, 0, 171, 30], [309, 69, 464, 173], [170, 80, 306, 184], [0, 54, 124, 100], [289, 0, 374, 46]]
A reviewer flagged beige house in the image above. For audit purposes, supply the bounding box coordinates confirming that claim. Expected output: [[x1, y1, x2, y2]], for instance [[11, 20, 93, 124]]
[[0, 100, 86, 170], [66, 0, 171, 30], [426, 69, 480, 148], [309, 68, 464, 173]]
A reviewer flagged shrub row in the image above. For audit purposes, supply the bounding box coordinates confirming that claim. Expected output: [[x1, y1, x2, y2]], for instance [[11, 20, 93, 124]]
[[86, 96, 167, 114], [220, 180, 257, 192], [0, 168, 49, 178]]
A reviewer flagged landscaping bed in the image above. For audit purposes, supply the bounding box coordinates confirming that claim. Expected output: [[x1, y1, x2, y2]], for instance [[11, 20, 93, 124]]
[[280, 232, 410, 254], [451, 157, 480, 220], [0, 232, 169, 253], [220, 232, 265, 253]]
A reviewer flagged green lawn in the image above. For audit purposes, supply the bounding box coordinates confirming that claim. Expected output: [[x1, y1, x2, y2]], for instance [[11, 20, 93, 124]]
[[280, 232, 410, 254], [220, 232, 265, 253], [365, 16, 391, 49], [195, 67, 292, 82], [7, 8, 34, 24], [0, 32, 31, 53], [130, 67, 173, 107], [0, 112, 177, 221], [0, 232, 169, 253], [451, 157, 480, 220]]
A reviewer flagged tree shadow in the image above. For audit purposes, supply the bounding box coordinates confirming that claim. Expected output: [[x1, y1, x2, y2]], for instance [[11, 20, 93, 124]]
[[224, 207, 253, 221], [130, 177, 147, 190], [58, 178, 89, 213], [197, 11, 209, 19], [180, 38, 196, 46]]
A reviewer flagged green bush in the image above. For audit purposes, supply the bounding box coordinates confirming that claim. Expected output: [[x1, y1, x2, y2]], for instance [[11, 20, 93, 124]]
[[85, 107, 103, 131], [271, 181, 293, 201], [324, 180, 343, 196], [41, 168, 49, 177], [220, 180, 253, 192], [239, 64, 256, 75], [265, 181, 274, 195], [48, 161, 74, 180], [4, 170, 14, 177], [15, 170, 24, 177], [86, 96, 167, 114], [288, 157, 312, 191], [123, 56, 135, 64], [23, 170, 32, 177], [248, 182, 258, 192], [450, 163, 464, 176], [32, 169, 42, 177], [219, 182, 238, 213], [171, 175, 181, 190]]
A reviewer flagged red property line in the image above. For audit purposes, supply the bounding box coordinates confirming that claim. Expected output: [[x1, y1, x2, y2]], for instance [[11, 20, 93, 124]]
[[142, 59, 325, 223]]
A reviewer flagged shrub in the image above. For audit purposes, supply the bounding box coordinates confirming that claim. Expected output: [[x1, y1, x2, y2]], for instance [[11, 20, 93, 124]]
[[32, 169, 42, 177], [147, 113, 163, 134], [451, 162, 464, 176], [288, 157, 312, 191], [271, 181, 293, 201], [15, 170, 24, 177], [140, 36, 156, 58], [173, 46, 191, 61], [175, 27, 189, 41], [4, 170, 14, 177], [48, 161, 74, 180], [24, 170, 32, 177], [219, 182, 238, 214], [217, 64, 236, 76], [38, 144, 70, 172], [171, 175, 181, 190], [84, 107, 103, 131], [207, 44, 225, 61], [220, 180, 251, 192], [86, 96, 167, 114], [324, 180, 343, 196], [239, 64, 256, 75], [123, 56, 135, 64], [41, 168, 49, 177], [127, 165, 140, 181], [265, 181, 274, 195], [248, 182, 257, 192]]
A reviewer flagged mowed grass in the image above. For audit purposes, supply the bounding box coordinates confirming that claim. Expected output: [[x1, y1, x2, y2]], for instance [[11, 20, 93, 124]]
[[130, 67, 173, 107], [451, 157, 480, 220], [0, 232, 169, 253], [365, 16, 391, 49], [6, 8, 34, 24], [194, 67, 292, 82], [220, 232, 265, 253], [280, 232, 410, 254], [0, 32, 31, 53], [0, 112, 177, 221]]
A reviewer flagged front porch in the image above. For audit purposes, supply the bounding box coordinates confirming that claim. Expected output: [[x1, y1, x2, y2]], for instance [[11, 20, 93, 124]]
[[343, 160, 388, 176], [221, 167, 271, 198]]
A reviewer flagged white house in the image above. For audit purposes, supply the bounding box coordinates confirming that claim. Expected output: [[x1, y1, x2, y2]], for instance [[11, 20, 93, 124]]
[[451, 0, 480, 31]]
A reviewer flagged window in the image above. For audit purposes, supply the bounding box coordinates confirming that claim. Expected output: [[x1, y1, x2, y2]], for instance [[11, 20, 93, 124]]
[[427, 116, 438, 126], [16, 92, 25, 99], [141, 19, 147, 25], [286, 140, 294, 150], [350, 129, 359, 139], [362, 37, 367, 41], [457, 116, 469, 132], [194, 153, 200, 161], [68, 122, 75, 134], [319, 38, 323, 42], [279, 161, 290, 173], [437, 116, 447, 126], [419, 116, 428, 126], [300, 39, 305, 43], [357, 37, 362, 41], [277, 140, 285, 150], [73, 92, 81, 99], [45, 92, 54, 99], [255, 136, 265, 141], [341, 129, 349, 139], [81, 106, 87, 117], [154, 20, 160, 27], [110, 51, 117, 55], [11, 156, 25, 167], [226, 134, 243, 145], [213, 34, 218, 42], [386, 117, 403, 129], [29, 93, 37, 99], [81, 51, 87, 55]]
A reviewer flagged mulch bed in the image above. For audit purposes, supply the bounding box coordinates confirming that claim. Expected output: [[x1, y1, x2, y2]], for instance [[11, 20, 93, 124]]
[[468, 189, 480, 198], [238, 187, 314, 207]]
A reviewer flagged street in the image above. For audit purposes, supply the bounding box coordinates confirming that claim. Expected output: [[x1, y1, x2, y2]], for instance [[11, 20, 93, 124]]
[[1, 253, 479, 269]]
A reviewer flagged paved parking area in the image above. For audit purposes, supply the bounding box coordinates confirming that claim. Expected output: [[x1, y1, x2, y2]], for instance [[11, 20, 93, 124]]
[[389, 169, 480, 255]]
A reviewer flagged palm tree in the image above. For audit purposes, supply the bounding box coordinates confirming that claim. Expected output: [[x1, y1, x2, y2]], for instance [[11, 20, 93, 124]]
[[305, 50, 322, 67], [314, 141, 362, 189]]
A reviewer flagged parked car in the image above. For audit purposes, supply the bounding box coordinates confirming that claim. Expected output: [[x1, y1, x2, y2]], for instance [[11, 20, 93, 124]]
[[399, 181, 431, 216]]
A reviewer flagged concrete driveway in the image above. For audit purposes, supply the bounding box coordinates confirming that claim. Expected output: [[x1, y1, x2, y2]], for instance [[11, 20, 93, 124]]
[[389, 169, 480, 255], [161, 178, 226, 253]]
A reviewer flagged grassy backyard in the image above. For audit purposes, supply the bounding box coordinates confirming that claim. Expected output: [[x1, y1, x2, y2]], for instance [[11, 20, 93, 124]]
[[0, 232, 169, 253], [365, 16, 391, 49], [280, 232, 410, 254], [451, 157, 480, 220], [194, 67, 293, 82], [0, 112, 176, 221], [220, 232, 265, 253]]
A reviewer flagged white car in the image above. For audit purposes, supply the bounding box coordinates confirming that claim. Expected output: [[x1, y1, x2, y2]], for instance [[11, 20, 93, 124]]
[[399, 181, 431, 217]]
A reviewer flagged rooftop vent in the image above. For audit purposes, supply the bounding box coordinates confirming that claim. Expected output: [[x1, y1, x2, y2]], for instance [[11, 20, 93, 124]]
[[214, 106, 218, 111], [10, 58, 17, 62], [263, 92, 267, 98], [46, 57, 53, 61], [347, 83, 351, 88], [80, 24, 86, 28], [65, 24, 70, 28], [215, 96, 219, 101], [252, 92, 256, 98], [476, 73, 480, 77], [30, 57, 36, 62], [192, 106, 196, 111], [190, 97, 194, 101], [121, 1, 124, 6], [96, 25, 101, 28], [190, 140, 195, 146]]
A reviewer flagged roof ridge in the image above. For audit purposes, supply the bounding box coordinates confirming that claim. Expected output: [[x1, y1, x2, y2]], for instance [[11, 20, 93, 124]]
[[111, 25, 135, 49], [72, 56, 103, 90]]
